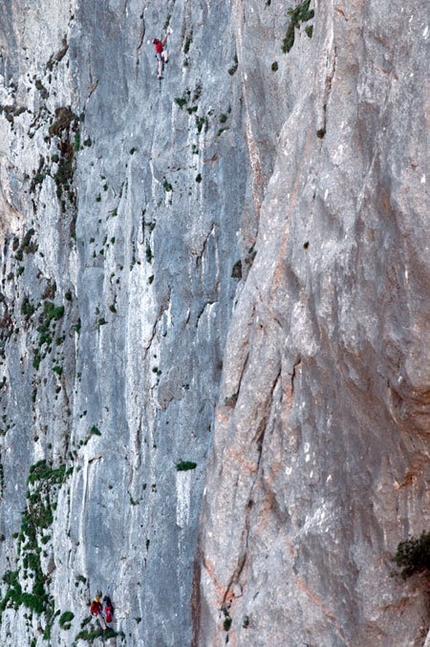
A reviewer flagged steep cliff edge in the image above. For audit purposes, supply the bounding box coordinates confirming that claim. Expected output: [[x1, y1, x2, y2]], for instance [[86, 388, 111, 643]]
[[0, 1, 428, 646]]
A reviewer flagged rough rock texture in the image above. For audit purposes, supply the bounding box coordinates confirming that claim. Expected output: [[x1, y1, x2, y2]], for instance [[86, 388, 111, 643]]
[[194, 1, 430, 646], [0, 1, 428, 646], [0, 1, 244, 645]]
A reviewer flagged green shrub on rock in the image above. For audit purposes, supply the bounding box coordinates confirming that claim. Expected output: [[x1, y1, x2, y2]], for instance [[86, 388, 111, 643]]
[[393, 531, 430, 579]]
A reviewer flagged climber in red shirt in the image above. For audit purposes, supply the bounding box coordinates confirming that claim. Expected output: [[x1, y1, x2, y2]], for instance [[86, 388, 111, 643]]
[[90, 596, 103, 617], [152, 28, 172, 79]]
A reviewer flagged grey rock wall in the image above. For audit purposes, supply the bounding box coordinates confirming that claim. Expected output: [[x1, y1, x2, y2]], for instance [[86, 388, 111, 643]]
[[0, 1, 428, 646], [0, 1, 245, 645]]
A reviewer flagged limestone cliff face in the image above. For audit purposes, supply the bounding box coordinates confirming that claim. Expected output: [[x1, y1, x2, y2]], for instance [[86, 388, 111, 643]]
[[0, 1, 244, 645], [0, 1, 428, 646], [195, 1, 430, 646]]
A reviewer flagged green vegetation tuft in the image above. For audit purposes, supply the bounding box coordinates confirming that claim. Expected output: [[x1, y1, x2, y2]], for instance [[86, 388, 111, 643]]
[[28, 460, 67, 486], [146, 244, 153, 263], [282, 0, 315, 53], [75, 627, 104, 642], [33, 300, 66, 370], [195, 116, 207, 134], [16, 228, 38, 260], [0, 460, 69, 630], [59, 610, 74, 629], [176, 460, 197, 471], [174, 97, 188, 108], [392, 532, 430, 579], [42, 301, 65, 324], [48, 107, 79, 213], [21, 296, 36, 319]]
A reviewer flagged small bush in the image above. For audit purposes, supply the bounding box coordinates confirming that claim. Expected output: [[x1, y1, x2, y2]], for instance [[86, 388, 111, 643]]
[[21, 297, 35, 318], [174, 97, 188, 108], [146, 244, 153, 263], [43, 301, 65, 323], [223, 616, 232, 631], [282, 0, 315, 53], [176, 461, 197, 471], [75, 627, 104, 642], [21, 228, 37, 254], [393, 532, 430, 579], [59, 610, 74, 629]]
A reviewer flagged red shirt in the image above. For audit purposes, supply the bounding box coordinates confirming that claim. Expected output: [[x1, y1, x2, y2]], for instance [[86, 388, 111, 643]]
[[90, 601, 102, 616], [153, 39, 163, 54]]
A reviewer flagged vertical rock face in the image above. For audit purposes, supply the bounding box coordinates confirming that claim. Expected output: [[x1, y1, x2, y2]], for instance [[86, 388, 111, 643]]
[[0, 1, 245, 645], [0, 1, 428, 647], [195, 1, 430, 646]]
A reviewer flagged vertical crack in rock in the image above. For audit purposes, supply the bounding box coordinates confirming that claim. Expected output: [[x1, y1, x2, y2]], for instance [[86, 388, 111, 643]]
[[223, 369, 282, 602], [290, 356, 302, 394]]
